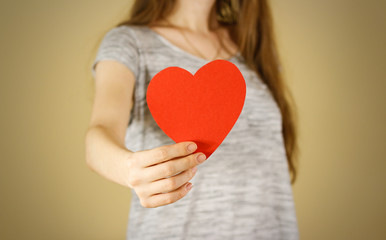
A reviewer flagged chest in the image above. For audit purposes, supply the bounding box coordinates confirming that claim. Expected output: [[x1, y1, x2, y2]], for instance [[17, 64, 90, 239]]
[[142, 52, 282, 136], [134, 29, 282, 138]]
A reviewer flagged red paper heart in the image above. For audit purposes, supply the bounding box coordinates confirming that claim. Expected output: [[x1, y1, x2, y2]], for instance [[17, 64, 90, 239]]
[[146, 60, 246, 159]]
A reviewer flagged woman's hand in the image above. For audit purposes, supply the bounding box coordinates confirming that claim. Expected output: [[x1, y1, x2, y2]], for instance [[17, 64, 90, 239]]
[[122, 141, 207, 208]]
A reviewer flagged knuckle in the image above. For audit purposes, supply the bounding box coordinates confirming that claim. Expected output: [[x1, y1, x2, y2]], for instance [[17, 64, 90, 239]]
[[124, 158, 133, 170], [126, 160, 136, 175], [128, 153, 138, 166], [157, 148, 168, 161], [190, 154, 199, 165], [176, 189, 185, 201], [164, 179, 177, 192], [189, 168, 196, 178], [163, 195, 175, 205], [140, 199, 152, 208], [134, 187, 146, 198], [127, 175, 140, 187], [163, 163, 175, 176], [181, 186, 188, 197]]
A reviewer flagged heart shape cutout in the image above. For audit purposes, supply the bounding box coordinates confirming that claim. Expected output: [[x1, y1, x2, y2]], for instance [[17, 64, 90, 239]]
[[146, 60, 246, 159]]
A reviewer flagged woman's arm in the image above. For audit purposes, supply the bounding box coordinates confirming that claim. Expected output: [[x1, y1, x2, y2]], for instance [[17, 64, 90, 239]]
[[85, 59, 205, 207], [85, 60, 135, 187]]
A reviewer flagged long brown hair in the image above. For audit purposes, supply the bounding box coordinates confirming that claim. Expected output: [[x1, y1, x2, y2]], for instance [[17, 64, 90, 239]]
[[115, 0, 299, 184]]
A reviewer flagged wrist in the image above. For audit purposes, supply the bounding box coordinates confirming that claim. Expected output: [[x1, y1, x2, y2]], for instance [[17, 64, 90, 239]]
[[113, 147, 135, 187]]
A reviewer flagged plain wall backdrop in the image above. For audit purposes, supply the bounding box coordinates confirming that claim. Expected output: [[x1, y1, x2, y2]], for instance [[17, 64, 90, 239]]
[[0, 0, 385, 239]]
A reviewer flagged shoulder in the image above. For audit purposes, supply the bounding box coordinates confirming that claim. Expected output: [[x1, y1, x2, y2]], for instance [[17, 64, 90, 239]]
[[93, 25, 151, 79], [102, 24, 157, 49], [103, 25, 138, 42], [105, 24, 151, 40]]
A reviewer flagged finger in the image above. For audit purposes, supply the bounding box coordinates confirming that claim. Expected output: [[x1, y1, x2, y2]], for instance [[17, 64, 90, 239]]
[[139, 166, 197, 197], [137, 141, 198, 167], [143, 152, 206, 182], [142, 181, 193, 208]]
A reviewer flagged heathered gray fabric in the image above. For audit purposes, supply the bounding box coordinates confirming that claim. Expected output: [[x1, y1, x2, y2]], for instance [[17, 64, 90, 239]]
[[91, 25, 299, 240]]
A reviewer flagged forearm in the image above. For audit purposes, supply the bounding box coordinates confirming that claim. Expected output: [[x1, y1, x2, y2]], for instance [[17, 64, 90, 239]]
[[85, 125, 133, 187]]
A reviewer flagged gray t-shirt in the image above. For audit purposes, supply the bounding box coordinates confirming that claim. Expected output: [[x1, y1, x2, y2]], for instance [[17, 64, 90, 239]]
[[91, 25, 299, 240]]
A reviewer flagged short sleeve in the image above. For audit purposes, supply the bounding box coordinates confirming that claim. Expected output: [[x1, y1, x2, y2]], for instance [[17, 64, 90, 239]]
[[91, 26, 139, 79]]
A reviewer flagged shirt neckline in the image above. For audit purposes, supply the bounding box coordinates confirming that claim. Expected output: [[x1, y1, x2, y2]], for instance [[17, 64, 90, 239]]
[[143, 25, 241, 63]]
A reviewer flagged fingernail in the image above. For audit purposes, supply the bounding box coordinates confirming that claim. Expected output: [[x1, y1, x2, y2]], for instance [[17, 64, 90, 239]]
[[196, 154, 206, 163], [186, 182, 193, 190], [187, 143, 197, 152]]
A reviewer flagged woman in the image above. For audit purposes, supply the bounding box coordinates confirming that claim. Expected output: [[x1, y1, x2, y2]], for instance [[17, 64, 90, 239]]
[[86, 0, 299, 239]]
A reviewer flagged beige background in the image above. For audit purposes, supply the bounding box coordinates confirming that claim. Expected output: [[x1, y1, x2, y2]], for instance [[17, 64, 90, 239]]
[[0, 0, 385, 239]]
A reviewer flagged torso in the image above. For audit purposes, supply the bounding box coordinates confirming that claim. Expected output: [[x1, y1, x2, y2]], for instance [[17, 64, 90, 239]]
[[92, 24, 299, 239]]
